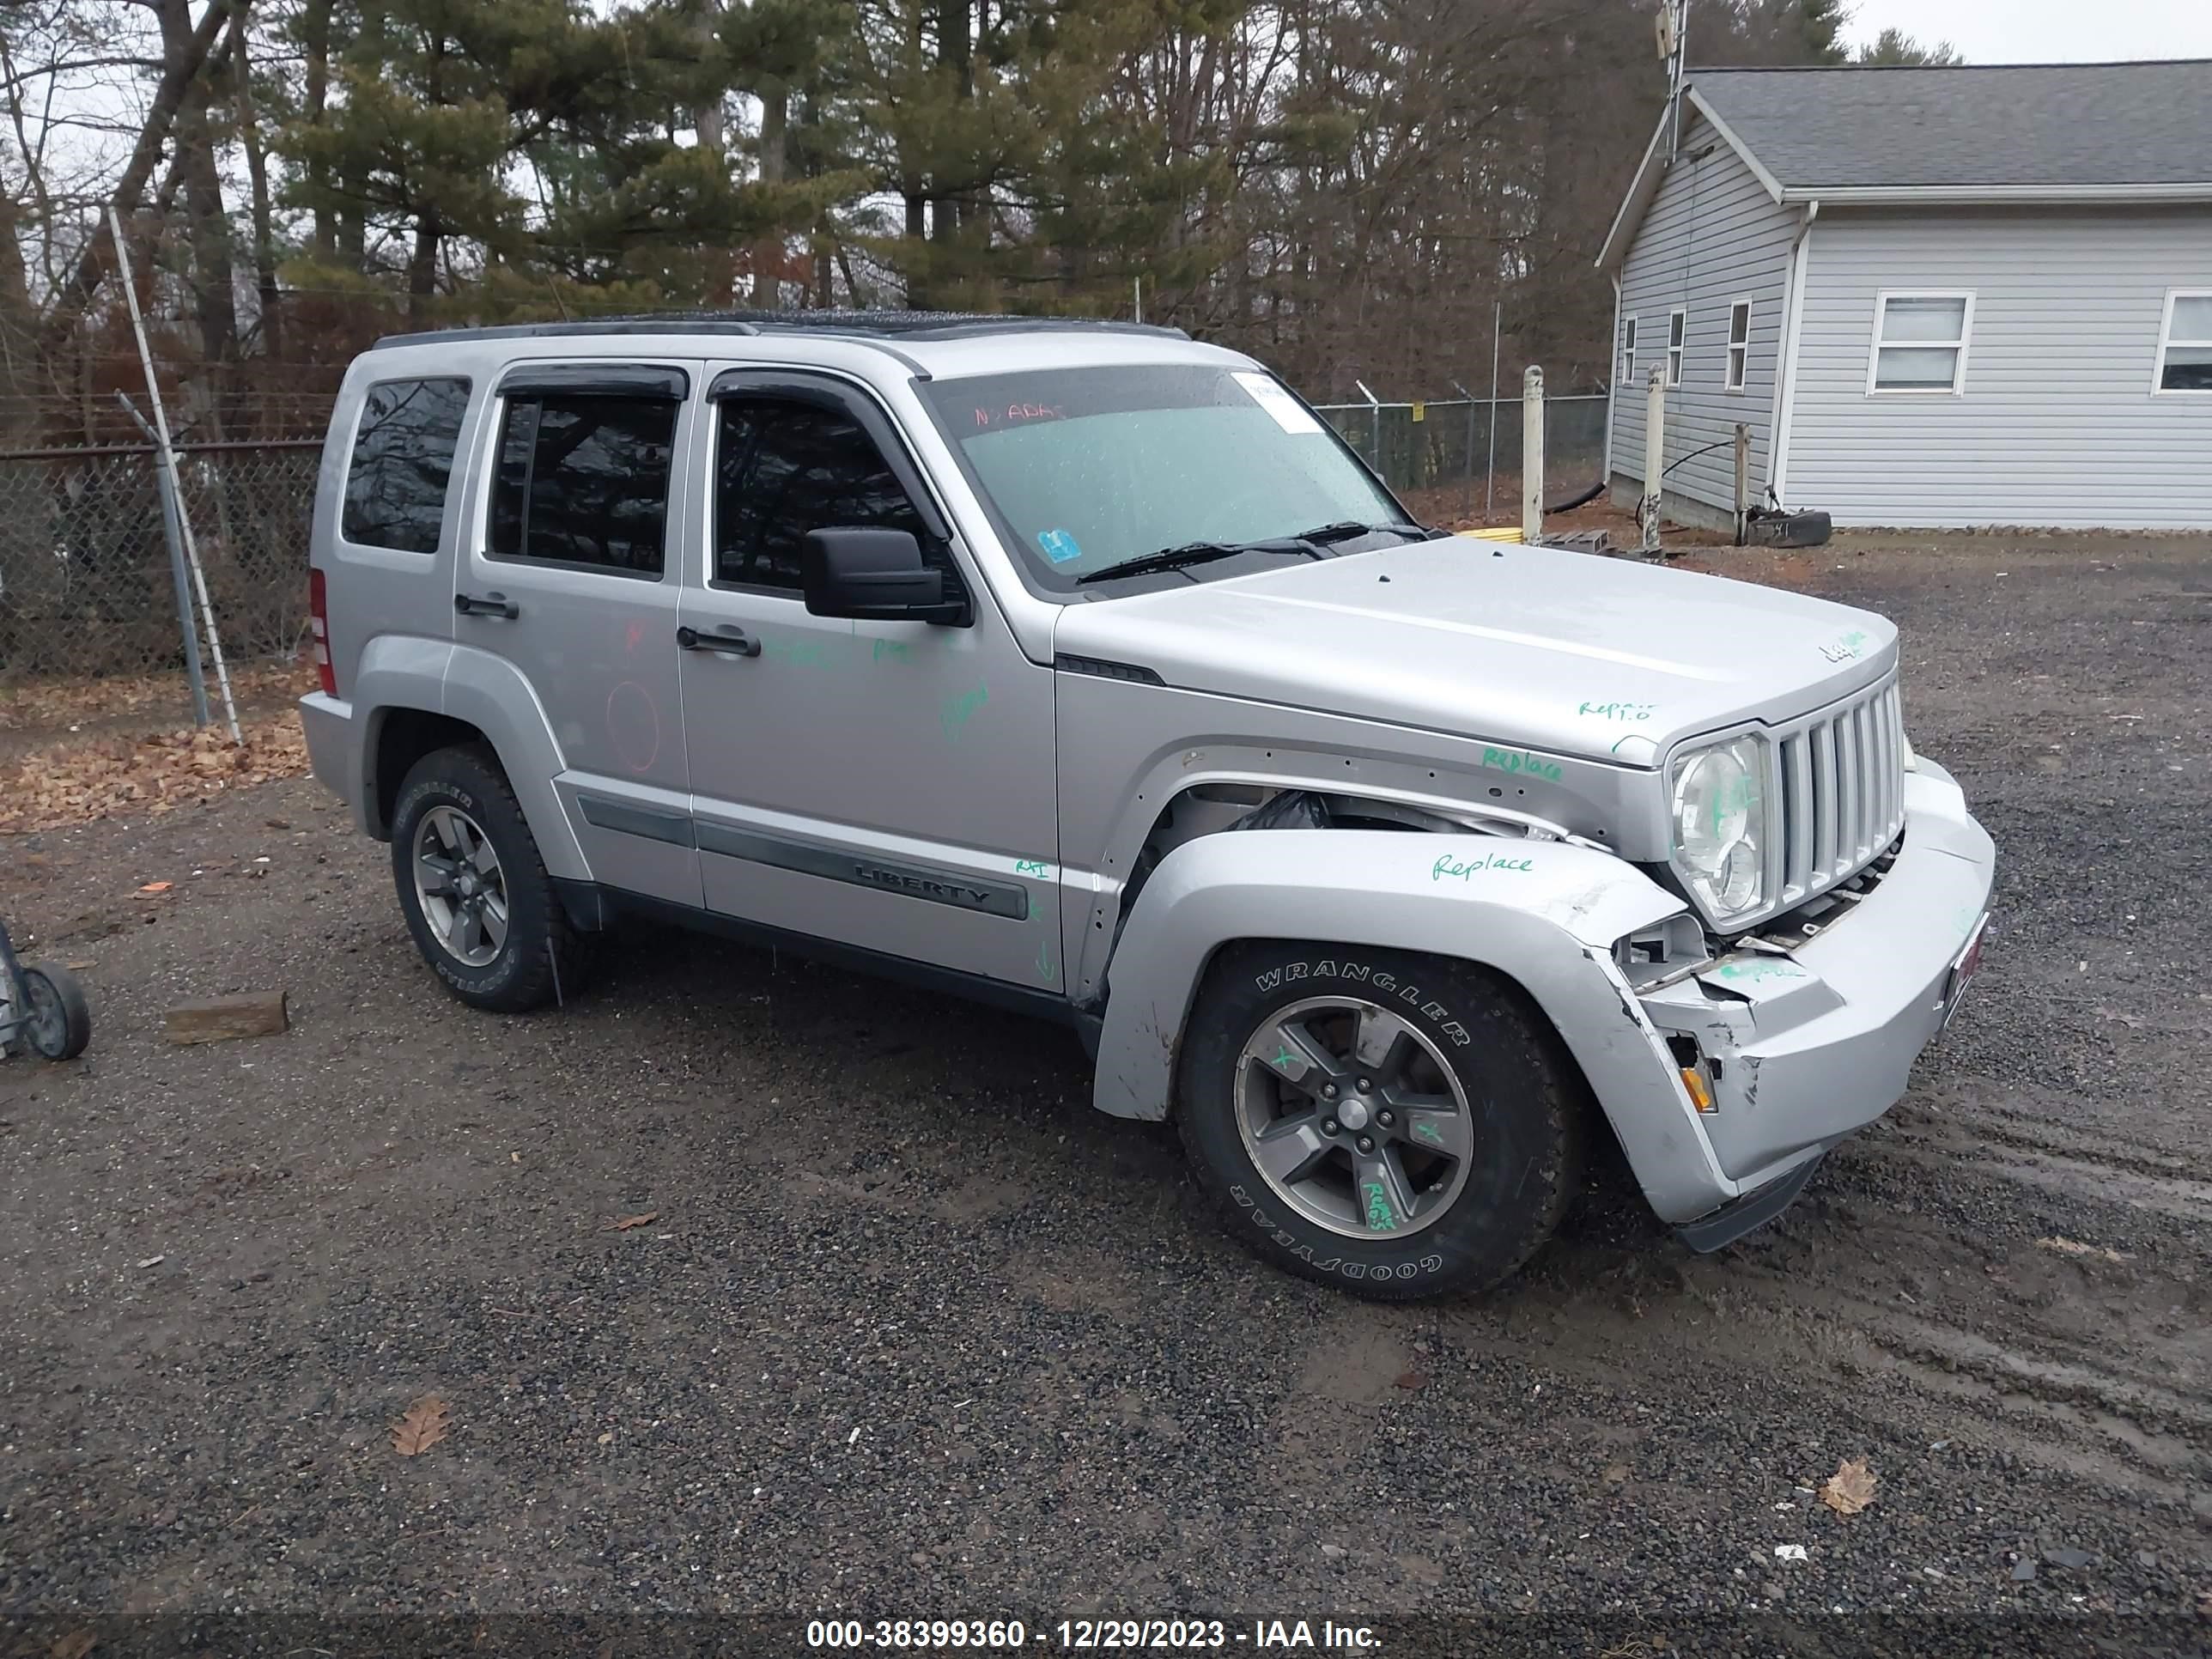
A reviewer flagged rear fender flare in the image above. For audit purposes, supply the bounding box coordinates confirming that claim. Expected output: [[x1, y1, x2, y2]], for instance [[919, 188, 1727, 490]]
[[437, 642, 588, 880], [350, 635, 453, 838], [1089, 828, 1736, 1222]]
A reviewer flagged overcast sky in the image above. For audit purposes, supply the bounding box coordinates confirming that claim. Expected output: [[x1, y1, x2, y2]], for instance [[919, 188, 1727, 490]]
[[1840, 0, 2212, 62]]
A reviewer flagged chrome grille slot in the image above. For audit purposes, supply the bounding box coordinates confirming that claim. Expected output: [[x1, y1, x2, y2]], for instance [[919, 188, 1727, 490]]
[[1771, 676, 1906, 912]]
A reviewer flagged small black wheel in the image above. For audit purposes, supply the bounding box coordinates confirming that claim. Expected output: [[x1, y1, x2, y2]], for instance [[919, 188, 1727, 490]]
[[1176, 942, 1584, 1301], [21, 964, 92, 1060], [389, 743, 594, 1013]]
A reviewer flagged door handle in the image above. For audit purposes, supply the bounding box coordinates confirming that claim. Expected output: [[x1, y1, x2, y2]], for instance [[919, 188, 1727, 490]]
[[677, 623, 762, 658], [455, 591, 520, 619]]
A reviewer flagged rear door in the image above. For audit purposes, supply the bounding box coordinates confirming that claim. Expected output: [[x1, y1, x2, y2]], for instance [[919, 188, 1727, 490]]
[[454, 362, 701, 908], [674, 367, 1060, 992]]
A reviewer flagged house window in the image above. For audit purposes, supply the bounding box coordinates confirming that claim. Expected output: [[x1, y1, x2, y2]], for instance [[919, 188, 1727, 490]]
[[1726, 301, 1752, 392], [1621, 316, 1638, 385], [1667, 310, 1686, 386], [2154, 291, 2212, 393], [1869, 292, 1973, 394]]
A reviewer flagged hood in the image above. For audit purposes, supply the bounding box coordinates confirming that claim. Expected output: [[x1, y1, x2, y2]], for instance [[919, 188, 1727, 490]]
[[1050, 540, 1899, 764]]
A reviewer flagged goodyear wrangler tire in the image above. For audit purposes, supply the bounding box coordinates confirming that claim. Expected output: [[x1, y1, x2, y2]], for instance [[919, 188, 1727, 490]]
[[1176, 942, 1583, 1301], [390, 744, 594, 1014]]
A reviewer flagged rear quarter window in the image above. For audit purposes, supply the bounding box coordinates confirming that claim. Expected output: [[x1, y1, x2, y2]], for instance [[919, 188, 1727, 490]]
[[342, 378, 471, 553]]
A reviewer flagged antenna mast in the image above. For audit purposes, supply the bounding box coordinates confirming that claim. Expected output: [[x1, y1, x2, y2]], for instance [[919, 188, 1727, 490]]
[[1658, 0, 1690, 154]]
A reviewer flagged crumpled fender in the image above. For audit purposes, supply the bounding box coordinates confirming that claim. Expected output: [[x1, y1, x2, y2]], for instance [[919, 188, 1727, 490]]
[[1091, 828, 1736, 1222]]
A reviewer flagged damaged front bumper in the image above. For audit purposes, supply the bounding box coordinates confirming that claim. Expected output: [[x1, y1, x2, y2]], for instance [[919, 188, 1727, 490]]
[[1628, 757, 1996, 1241]]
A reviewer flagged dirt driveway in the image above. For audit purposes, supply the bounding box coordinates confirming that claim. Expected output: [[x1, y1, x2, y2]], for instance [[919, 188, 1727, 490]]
[[3, 539, 2209, 1654]]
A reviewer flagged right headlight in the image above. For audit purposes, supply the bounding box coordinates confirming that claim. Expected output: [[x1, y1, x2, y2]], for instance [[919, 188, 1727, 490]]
[[1671, 735, 1768, 923]]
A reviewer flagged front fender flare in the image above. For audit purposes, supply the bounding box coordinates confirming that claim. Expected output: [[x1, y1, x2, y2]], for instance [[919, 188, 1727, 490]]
[[1090, 829, 1736, 1223]]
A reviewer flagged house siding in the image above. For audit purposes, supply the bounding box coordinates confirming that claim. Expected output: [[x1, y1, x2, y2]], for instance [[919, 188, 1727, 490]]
[[1609, 112, 1799, 524], [1785, 206, 2212, 529]]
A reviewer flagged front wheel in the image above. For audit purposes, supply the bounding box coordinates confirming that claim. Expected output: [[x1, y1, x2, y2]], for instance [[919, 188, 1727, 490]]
[[1176, 943, 1583, 1301]]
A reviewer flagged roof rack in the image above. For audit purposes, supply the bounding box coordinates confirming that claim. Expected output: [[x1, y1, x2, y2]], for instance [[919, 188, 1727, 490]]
[[370, 310, 1190, 351]]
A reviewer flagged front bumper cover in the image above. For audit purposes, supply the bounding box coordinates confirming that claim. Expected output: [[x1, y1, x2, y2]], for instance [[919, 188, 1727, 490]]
[[1630, 758, 1996, 1230]]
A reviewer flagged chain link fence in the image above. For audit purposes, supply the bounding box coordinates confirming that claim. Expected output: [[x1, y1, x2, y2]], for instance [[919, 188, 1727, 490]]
[[0, 382, 1615, 734], [1314, 392, 1611, 514], [0, 441, 320, 690]]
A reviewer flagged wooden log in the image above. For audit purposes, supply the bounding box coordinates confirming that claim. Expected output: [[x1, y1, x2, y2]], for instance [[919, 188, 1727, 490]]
[[163, 991, 289, 1046]]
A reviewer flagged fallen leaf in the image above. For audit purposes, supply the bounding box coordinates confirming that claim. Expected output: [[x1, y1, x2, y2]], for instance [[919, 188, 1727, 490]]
[[1393, 1370, 1426, 1391], [390, 1395, 452, 1456], [2039, 1236, 2130, 1264], [606, 1212, 659, 1231], [51, 1631, 94, 1659], [1819, 1457, 1877, 1516], [136, 881, 173, 895], [64, 960, 95, 971]]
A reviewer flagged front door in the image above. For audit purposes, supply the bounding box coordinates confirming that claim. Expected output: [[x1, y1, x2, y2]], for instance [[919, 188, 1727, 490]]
[[675, 369, 1060, 993], [456, 362, 701, 908]]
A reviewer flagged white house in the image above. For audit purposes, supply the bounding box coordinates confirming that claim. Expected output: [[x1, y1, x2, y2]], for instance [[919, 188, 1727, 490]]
[[1597, 60, 2212, 532]]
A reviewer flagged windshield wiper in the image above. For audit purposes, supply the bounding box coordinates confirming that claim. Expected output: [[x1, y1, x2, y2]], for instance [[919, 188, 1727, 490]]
[[1073, 538, 1319, 586], [1291, 520, 1436, 545]]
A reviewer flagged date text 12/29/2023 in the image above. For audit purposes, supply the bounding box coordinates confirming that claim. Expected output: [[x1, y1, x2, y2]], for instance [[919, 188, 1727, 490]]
[[805, 1620, 1382, 1651]]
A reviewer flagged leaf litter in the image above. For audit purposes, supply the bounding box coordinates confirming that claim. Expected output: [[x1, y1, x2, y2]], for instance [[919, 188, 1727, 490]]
[[1819, 1457, 1878, 1516], [389, 1395, 453, 1457], [1, 714, 311, 836]]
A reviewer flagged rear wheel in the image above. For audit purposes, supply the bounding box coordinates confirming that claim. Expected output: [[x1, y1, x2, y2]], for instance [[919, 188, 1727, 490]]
[[1176, 943, 1583, 1300], [390, 744, 592, 1012]]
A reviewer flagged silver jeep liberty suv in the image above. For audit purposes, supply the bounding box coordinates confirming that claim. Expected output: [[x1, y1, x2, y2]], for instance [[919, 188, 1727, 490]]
[[300, 313, 1995, 1300]]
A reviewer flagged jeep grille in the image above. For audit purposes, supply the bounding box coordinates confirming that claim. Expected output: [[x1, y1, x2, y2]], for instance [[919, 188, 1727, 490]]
[[1772, 677, 1906, 911]]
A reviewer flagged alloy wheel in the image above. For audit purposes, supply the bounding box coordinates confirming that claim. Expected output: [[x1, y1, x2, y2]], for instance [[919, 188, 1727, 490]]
[[1234, 996, 1475, 1238], [411, 805, 510, 968]]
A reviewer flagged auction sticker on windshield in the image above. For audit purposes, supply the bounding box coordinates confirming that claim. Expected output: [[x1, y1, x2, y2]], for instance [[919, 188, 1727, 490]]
[[1231, 371, 1323, 434]]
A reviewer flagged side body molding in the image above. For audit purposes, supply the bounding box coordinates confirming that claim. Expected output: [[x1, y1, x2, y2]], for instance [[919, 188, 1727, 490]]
[[1090, 828, 1738, 1223]]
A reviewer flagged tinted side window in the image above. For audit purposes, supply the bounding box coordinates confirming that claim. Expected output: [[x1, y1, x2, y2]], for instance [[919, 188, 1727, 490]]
[[342, 378, 471, 552], [489, 395, 677, 576], [714, 399, 927, 591]]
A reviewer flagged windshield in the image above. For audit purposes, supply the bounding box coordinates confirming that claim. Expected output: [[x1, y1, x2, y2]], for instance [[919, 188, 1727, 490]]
[[915, 363, 1408, 592]]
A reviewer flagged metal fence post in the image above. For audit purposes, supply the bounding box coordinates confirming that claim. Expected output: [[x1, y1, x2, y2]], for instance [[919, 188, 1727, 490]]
[[1486, 304, 1503, 520], [116, 393, 211, 726], [110, 204, 242, 742], [1639, 368, 1665, 556], [1449, 381, 1475, 520], [1522, 367, 1544, 543]]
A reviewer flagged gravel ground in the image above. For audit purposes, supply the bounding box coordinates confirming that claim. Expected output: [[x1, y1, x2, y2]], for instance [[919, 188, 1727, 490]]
[[3, 538, 2209, 1656]]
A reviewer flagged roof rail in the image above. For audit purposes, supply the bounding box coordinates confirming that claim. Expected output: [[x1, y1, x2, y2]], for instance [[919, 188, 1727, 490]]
[[370, 310, 1190, 351]]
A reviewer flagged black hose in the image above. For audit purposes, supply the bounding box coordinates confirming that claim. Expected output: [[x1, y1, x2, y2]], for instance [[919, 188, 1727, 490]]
[[1545, 478, 1606, 514], [1660, 437, 1735, 479]]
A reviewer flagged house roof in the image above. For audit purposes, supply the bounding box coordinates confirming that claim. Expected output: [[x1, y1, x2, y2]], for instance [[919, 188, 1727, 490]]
[[1598, 59, 2212, 271], [1694, 61, 2212, 191]]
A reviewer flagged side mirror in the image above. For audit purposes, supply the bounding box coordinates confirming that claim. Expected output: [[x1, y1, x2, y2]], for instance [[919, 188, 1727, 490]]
[[801, 527, 967, 623]]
